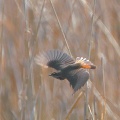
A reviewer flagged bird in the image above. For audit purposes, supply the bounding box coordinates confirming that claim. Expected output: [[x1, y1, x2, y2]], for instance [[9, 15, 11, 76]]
[[35, 49, 96, 93]]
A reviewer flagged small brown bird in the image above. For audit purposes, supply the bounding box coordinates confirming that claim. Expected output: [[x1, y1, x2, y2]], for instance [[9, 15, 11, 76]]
[[35, 49, 96, 93]]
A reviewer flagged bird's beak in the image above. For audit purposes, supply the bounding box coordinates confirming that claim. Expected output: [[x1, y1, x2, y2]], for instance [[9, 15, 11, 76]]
[[49, 74, 52, 76]]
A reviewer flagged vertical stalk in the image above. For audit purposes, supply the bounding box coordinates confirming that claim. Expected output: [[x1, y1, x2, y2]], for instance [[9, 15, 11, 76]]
[[101, 57, 106, 120], [84, 0, 96, 119]]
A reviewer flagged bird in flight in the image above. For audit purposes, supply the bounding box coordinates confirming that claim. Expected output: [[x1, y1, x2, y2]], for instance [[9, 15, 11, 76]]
[[35, 49, 96, 93]]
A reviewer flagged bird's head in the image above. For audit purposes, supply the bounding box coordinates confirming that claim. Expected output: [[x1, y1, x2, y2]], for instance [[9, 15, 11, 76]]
[[75, 57, 96, 69], [49, 72, 57, 77]]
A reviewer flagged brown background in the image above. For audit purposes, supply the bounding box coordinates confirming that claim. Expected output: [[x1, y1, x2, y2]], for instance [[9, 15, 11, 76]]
[[0, 0, 120, 120]]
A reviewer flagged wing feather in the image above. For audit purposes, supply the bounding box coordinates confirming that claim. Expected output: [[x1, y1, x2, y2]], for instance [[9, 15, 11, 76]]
[[35, 49, 75, 70], [66, 69, 89, 92]]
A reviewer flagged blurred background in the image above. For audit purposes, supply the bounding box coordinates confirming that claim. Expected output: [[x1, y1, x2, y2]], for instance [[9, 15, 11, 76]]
[[0, 0, 120, 120]]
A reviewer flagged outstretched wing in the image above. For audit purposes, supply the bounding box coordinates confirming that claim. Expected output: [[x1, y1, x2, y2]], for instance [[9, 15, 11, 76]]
[[66, 69, 89, 93], [35, 49, 75, 70]]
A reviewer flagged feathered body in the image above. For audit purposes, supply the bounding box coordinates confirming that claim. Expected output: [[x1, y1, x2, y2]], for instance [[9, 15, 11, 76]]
[[35, 50, 96, 93]]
